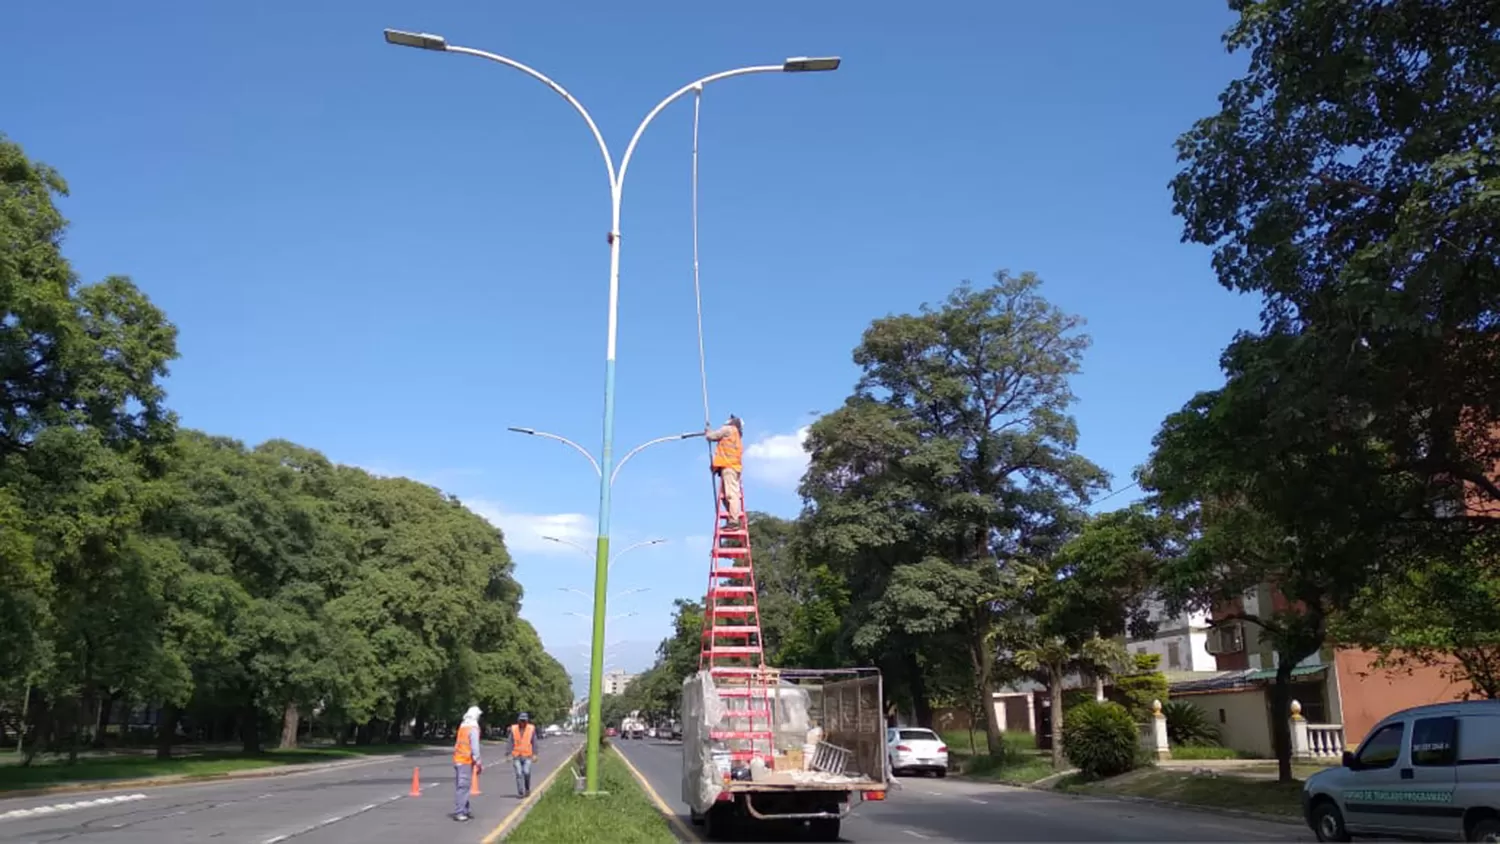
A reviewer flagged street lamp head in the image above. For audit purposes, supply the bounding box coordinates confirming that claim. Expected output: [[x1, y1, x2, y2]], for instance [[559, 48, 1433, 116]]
[[782, 56, 841, 73], [507, 426, 537, 435], [384, 29, 448, 51]]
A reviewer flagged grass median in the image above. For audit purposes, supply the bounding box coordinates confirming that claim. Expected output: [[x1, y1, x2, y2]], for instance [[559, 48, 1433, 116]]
[[0, 743, 421, 792], [507, 744, 676, 843]]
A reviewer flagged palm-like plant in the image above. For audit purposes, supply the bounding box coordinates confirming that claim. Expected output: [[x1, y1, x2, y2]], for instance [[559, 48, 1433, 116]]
[[1162, 700, 1222, 747], [1013, 634, 1132, 769]]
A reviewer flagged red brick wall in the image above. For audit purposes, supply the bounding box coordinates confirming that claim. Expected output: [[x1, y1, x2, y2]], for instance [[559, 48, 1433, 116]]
[[1334, 649, 1468, 744]]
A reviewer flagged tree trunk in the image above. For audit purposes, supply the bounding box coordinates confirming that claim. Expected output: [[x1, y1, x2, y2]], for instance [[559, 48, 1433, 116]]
[[1049, 664, 1066, 770], [971, 630, 1003, 756], [905, 653, 934, 728], [1269, 662, 1295, 783], [156, 704, 179, 760], [93, 690, 117, 748], [240, 701, 261, 754], [279, 702, 300, 750]]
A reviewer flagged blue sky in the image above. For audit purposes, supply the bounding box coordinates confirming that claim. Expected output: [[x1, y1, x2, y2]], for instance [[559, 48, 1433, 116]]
[[7, 0, 1260, 687]]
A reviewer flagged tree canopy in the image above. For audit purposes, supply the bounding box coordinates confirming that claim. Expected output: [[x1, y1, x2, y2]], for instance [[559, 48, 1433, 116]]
[[0, 135, 570, 760]]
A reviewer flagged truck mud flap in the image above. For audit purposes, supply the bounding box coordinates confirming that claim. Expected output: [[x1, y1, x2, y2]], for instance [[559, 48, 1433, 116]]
[[741, 793, 853, 821]]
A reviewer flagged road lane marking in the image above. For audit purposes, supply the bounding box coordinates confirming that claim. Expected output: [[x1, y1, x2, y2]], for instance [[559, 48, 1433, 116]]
[[259, 793, 404, 843], [966, 797, 987, 804], [614, 746, 700, 843], [903, 830, 930, 839], [480, 739, 581, 844], [0, 793, 148, 822]]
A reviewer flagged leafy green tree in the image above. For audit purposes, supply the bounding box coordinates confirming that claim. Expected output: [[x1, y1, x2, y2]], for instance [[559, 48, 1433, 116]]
[[1171, 0, 1500, 550], [801, 272, 1108, 754], [1334, 542, 1500, 700]]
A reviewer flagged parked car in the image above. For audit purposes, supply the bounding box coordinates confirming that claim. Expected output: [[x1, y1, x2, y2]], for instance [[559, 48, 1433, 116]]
[[886, 727, 949, 777], [1303, 699, 1500, 842], [605, 727, 617, 737]]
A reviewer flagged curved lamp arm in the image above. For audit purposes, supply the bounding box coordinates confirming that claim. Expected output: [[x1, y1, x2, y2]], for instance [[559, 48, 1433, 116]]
[[610, 432, 701, 486], [508, 427, 601, 477]]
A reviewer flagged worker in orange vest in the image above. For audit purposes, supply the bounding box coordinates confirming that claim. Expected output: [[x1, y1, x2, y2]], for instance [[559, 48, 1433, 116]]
[[452, 705, 483, 822], [705, 415, 745, 530], [508, 712, 538, 797]]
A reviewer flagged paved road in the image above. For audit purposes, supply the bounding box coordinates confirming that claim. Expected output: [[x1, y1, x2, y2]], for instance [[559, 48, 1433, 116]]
[[0, 737, 582, 844], [614, 738, 1314, 842]]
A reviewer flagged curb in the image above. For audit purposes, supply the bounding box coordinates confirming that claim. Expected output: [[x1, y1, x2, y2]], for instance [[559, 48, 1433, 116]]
[[480, 745, 575, 843], [1035, 783, 1303, 827], [614, 745, 700, 842], [0, 750, 425, 801]]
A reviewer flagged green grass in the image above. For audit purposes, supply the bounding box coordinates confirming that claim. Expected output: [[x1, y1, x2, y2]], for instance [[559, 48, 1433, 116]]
[[0, 743, 418, 792], [508, 747, 675, 844], [1168, 745, 1255, 760], [1059, 768, 1306, 817], [936, 730, 1060, 785]]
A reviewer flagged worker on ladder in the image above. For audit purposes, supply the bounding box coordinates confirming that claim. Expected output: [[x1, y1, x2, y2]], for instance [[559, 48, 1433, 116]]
[[705, 415, 745, 530]]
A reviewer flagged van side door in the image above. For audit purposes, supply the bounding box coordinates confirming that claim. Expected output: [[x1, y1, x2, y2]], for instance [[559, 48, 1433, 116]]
[[1394, 714, 1462, 839], [1340, 719, 1409, 835]]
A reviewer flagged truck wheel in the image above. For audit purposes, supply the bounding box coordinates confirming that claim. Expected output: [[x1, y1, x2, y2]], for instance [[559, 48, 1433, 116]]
[[809, 818, 840, 841], [704, 804, 733, 841]]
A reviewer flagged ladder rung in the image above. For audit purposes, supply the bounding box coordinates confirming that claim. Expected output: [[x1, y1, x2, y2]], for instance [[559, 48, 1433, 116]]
[[711, 625, 760, 633], [711, 586, 756, 595], [709, 666, 765, 675], [721, 708, 772, 718], [715, 687, 770, 697], [714, 547, 751, 558], [711, 731, 775, 740], [708, 604, 757, 613], [708, 646, 762, 655], [712, 567, 753, 578]]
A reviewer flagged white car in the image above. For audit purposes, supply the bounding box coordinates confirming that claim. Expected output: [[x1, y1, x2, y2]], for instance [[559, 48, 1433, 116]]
[[886, 727, 949, 777]]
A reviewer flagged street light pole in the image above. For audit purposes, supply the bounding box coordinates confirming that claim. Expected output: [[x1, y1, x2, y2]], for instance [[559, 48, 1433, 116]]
[[385, 29, 840, 792]]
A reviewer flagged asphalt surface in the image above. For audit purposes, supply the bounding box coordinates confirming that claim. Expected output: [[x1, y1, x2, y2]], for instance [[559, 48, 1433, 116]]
[[0, 736, 582, 844], [614, 738, 1316, 842]]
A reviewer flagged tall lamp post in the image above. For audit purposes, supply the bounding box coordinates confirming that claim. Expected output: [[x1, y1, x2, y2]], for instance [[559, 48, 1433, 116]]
[[384, 28, 840, 792]]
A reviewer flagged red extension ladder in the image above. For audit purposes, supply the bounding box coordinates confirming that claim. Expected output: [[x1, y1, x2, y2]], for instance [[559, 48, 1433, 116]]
[[698, 476, 776, 763]]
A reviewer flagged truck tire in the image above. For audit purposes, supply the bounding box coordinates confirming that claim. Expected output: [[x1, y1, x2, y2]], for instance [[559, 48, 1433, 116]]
[[704, 804, 733, 841], [809, 818, 840, 841]]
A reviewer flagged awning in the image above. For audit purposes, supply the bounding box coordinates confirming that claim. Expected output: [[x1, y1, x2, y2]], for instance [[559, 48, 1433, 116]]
[[1246, 664, 1328, 682]]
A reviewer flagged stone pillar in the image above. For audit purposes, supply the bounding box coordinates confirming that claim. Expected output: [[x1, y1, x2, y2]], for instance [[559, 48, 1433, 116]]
[[1290, 699, 1311, 759], [1150, 699, 1171, 761]]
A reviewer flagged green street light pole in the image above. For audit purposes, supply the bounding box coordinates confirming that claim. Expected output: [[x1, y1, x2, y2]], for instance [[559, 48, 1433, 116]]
[[384, 28, 840, 792]]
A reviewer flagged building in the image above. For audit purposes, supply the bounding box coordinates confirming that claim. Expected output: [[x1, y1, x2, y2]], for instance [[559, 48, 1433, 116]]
[[602, 670, 637, 696], [1164, 583, 1469, 759], [1127, 596, 1218, 672]]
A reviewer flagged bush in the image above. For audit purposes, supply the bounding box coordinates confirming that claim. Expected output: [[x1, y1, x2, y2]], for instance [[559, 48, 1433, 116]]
[[1113, 654, 1171, 722], [1062, 700, 1140, 779], [1162, 701, 1222, 747]]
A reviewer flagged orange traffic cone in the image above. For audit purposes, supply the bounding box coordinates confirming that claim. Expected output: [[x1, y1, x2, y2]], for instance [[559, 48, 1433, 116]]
[[409, 767, 422, 797], [469, 767, 482, 795]]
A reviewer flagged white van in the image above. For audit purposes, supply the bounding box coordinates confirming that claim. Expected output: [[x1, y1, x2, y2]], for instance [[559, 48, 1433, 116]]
[[1303, 700, 1500, 841]]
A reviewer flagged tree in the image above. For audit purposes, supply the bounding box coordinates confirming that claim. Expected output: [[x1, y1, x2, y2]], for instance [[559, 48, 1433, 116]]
[[1140, 346, 1403, 782], [801, 272, 1108, 755], [1171, 0, 1500, 549], [1334, 540, 1500, 699]]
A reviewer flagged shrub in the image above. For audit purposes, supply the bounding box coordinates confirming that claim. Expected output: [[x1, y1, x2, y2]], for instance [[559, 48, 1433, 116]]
[[1162, 701, 1222, 747], [1062, 700, 1140, 779], [1113, 654, 1170, 722]]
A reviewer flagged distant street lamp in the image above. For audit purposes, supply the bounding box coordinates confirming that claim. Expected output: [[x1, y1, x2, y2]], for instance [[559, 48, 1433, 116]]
[[543, 535, 666, 571]]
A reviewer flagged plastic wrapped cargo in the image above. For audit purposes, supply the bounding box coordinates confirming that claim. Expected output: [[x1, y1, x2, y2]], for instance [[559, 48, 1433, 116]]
[[681, 670, 728, 813]]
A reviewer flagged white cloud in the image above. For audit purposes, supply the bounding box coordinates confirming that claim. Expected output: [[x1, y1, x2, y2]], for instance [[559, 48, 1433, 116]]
[[460, 498, 594, 556], [744, 426, 811, 490]]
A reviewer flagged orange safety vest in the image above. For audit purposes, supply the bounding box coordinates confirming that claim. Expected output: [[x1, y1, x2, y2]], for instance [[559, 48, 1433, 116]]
[[453, 724, 476, 765], [510, 723, 535, 758], [712, 428, 743, 473]]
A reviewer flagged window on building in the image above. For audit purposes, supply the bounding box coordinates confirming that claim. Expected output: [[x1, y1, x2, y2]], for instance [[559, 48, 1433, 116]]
[[1411, 717, 1458, 767], [1355, 722, 1405, 769], [1167, 642, 1182, 669], [1136, 647, 1147, 656]]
